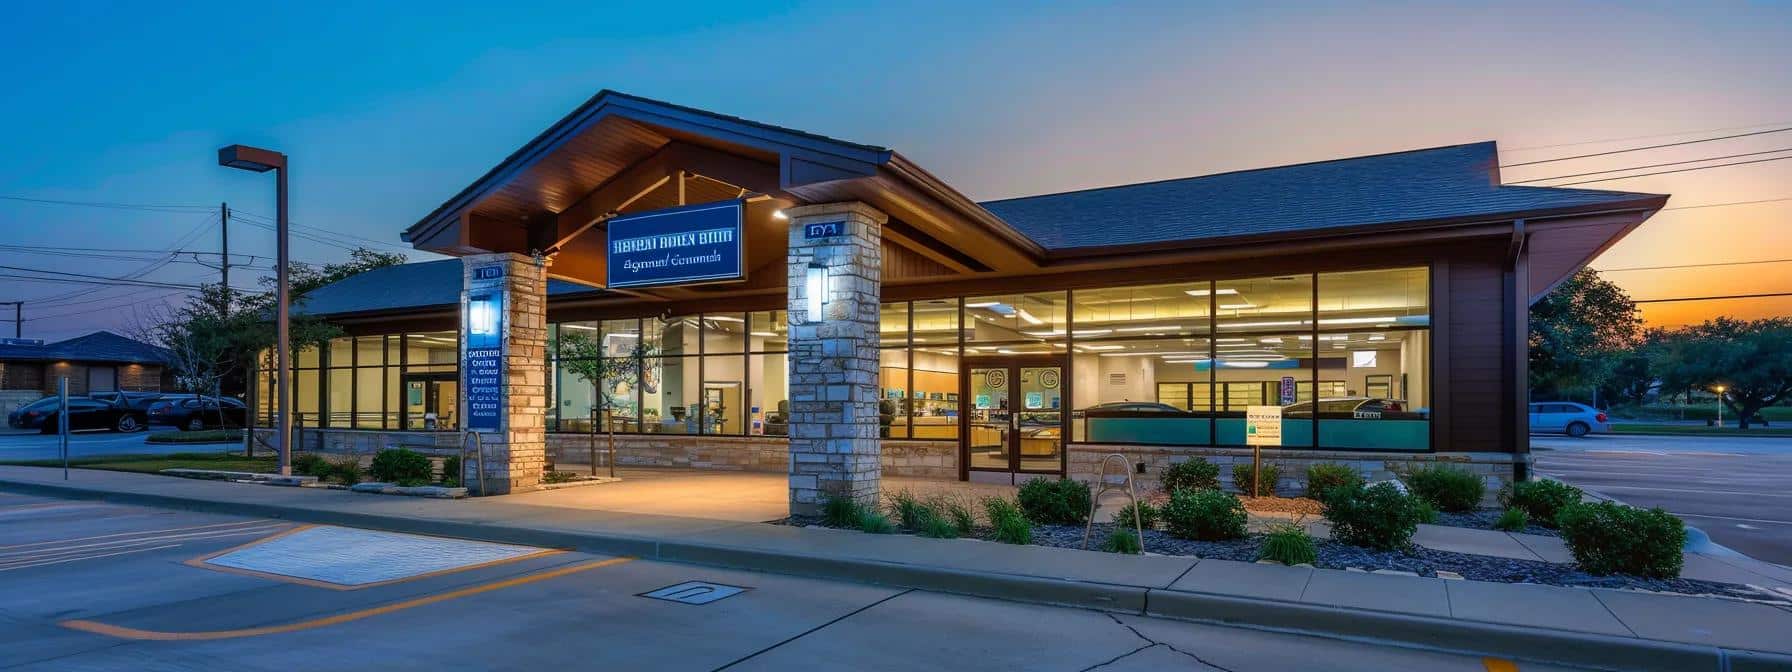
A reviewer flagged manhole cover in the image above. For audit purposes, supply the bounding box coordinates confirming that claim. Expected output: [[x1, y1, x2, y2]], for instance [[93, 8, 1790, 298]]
[[198, 525, 554, 588], [640, 581, 749, 605]]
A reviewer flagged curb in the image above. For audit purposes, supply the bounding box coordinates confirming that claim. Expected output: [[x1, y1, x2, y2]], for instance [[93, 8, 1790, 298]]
[[6, 476, 1791, 671]]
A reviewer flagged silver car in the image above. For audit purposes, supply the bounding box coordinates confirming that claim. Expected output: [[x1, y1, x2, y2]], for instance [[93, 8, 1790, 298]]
[[1529, 402, 1609, 438]]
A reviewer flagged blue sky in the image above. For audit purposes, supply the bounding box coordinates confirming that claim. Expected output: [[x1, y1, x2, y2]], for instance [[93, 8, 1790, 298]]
[[3, 1, 1790, 338]]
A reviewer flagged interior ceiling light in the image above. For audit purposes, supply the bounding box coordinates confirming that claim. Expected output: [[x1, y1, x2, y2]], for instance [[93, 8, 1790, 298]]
[[561, 323, 597, 331], [965, 301, 1001, 308], [1115, 324, 1182, 332], [1317, 316, 1397, 325], [749, 331, 778, 337], [1015, 308, 1044, 325], [1218, 303, 1257, 310], [1219, 320, 1303, 329], [1183, 288, 1240, 296]]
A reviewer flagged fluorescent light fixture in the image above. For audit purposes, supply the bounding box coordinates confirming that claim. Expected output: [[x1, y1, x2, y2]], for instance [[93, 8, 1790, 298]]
[[996, 349, 1020, 354], [1078, 344, 1126, 351], [1183, 288, 1239, 296], [965, 301, 1001, 308], [560, 323, 597, 331], [1115, 324, 1183, 332], [1015, 308, 1044, 325], [1222, 361, 1270, 368], [705, 315, 744, 322], [1218, 320, 1303, 329], [1218, 303, 1256, 310], [750, 331, 779, 337], [772, 210, 788, 220], [1368, 334, 1387, 341], [1317, 316, 1397, 325], [1216, 338, 1249, 343]]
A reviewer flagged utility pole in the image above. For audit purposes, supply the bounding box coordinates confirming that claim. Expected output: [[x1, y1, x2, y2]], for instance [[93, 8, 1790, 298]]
[[220, 202, 230, 312], [0, 302, 20, 339]]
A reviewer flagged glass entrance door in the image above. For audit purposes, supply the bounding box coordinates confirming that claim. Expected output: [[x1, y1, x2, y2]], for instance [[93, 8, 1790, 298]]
[[962, 358, 1065, 482], [403, 373, 458, 430]]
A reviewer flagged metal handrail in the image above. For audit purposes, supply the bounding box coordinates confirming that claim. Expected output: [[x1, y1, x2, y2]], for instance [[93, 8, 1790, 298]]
[[1082, 453, 1142, 550], [461, 431, 487, 496]]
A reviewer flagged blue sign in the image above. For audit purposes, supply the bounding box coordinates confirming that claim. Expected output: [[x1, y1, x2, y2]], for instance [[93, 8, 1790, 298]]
[[1279, 376, 1297, 405], [473, 265, 504, 280], [606, 200, 744, 289], [803, 220, 845, 239], [464, 292, 504, 431]]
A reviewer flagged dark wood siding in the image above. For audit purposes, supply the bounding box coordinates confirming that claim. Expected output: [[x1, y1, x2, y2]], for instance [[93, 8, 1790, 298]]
[[1440, 245, 1511, 453]]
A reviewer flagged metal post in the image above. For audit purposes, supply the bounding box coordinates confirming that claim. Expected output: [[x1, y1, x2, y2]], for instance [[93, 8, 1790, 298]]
[[58, 377, 69, 479], [588, 407, 598, 477], [220, 202, 230, 307], [274, 165, 291, 476], [1252, 445, 1261, 498], [10, 302, 17, 339]]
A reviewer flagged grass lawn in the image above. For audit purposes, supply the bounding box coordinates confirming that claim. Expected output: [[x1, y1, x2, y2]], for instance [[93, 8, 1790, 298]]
[[1609, 423, 1792, 437], [0, 452, 277, 474]]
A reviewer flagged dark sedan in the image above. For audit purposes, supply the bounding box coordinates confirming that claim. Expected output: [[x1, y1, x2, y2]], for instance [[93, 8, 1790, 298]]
[[9, 397, 148, 433], [148, 397, 248, 431]]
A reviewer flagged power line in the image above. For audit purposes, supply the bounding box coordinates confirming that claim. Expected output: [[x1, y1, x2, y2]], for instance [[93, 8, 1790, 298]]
[[1597, 258, 1792, 273], [0, 274, 204, 291], [0, 195, 213, 213], [1634, 292, 1792, 304], [18, 210, 217, 304], [1660, 196, 1792, 212], [0, 262, 209, 290], [1501, 126, 1792, 168], [1507, 147, 1792, 185], [1549, 155, 1792, 186], [1505, 122, 1792, 152]]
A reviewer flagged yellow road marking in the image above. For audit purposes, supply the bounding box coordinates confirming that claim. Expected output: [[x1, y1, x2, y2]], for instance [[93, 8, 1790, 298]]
[[0, 519, 273, 551], [183, 525, 567, 591], [62, 556, 635, 640], [0, 543, 182, 572], [1483, 658, 1519, 672]]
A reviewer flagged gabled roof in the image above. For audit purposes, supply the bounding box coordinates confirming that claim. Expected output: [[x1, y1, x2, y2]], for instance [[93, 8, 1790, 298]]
[[977, 142, 1666, 252], [294, 259, 594, 317], [0, 331, 171, 365]]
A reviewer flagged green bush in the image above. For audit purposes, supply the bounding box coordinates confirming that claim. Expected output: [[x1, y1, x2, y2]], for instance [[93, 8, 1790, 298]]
[[369, 448, 433, 486], [292, 453, 331, 479], [1161, 488, 1248, 541], [330, 457, 363, 485], [1556, 502, 1686, 578], [1322, 482, 1422, 550], [888, 489, 932, 530], [823, 496, 869, 528], [1304, 463, 1363, 499], [983, 496, 1033, 545], [1414, 500, 1438, 524], [1493, 507, 1529, 532], [936, 496, 976, 535], [1111, 500, 1160, 530], [1101, 528, 1142, 554], [1231, 462, 1282, 497], [440, 455, 463, 487], [1016, 477, 1092, 525], [918, 512, 959, 539], [1257, 522, 1317, 565], [1402, 464, 1485, 512], [858, 511, 896, 534], [1498, 480, 1583, 528], [1161, 458, 1220, 494], [983, 496, 1026, 526]]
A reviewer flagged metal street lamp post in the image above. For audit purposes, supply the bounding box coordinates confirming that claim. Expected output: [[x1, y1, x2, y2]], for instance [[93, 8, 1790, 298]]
[[1715, 385, 1726, 428], [217, 144, 292, 476]]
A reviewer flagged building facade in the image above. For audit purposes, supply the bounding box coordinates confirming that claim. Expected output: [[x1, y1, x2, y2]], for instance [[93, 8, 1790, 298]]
[[0, 331, 171, 414], [262, 91, 1666, 511]]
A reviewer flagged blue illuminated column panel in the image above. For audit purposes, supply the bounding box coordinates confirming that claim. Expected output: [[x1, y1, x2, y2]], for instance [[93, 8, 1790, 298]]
[[459, 253, 548, 494], [784, 202, 886, 515]]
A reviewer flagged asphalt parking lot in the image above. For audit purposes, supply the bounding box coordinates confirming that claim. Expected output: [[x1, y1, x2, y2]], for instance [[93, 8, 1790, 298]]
[[0, 492, 1561, 671], [0, 429, 237, 463], [1533, 433, 1792, 567]]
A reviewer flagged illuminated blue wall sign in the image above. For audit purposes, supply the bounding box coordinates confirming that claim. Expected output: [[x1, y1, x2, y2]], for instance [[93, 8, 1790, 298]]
[[803, 220, 845, 239], [472, 265, 504, 281], [606, 200, 744, 289], [464, 291, 504, 431]]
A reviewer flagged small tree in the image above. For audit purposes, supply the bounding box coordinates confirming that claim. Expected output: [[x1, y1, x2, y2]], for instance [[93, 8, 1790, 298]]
[[1651, 317, 1792, 429], [1529, 269, 1642, 401], [555, 330, 656, 474]]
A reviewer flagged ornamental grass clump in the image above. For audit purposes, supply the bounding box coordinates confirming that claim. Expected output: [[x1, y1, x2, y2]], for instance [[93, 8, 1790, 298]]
[[1493, 507, 1529, 532], [1160, 458, 1220, 494], [1256, 522, 1317, 566], [823, 495, 869, 528], [1401, 464, 1485, 512], [1161, 488, 1248, 541], [1016, 477, 1092, 525], [330, 457, 363, 486], [1498, 479, 1584, 528], [1231, 462, 1282, 497], [1322, 482, 1423, 550], [918, 511, 960, 539], [1304, 462, 1363, 499], [888, 489, 933, 530], [935, 495, 977, 536], [1556, 501, 1686, 578], [983, 496, 1033, 545], [857, 511, 896, 534], [439, 455, 462, 487], [1101, 528, 1142, 555]]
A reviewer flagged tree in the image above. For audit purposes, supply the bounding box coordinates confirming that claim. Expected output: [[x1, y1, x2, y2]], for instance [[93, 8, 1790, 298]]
[[1650, 317, 1792, 429], [554, 330, 655, 475], [1529, 269, 1642, 402]]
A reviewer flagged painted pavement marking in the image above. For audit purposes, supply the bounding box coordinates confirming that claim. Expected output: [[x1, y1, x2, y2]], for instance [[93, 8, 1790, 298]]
[[640, 580, 750, 605], [191, 525, 562, 590]]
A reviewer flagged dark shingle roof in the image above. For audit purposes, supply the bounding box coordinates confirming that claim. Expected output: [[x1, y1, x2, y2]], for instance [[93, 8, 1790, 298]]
[[0, 331, 171, 365], [977, 142, 1664, 251], [295, 259, 594, 317]]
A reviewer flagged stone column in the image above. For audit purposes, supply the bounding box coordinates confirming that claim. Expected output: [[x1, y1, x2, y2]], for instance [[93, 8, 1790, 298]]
[[784, 202, 886, 516], [459, 252, 548, 495]]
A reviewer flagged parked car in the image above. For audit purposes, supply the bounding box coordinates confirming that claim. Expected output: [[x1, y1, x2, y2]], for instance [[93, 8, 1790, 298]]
[[1076, 401, 1193, 416], [1529, 402, 1609, 437], [1282, 397, 1415, 418], [11, 397, 148, 433], [148, 396, 248, 431]]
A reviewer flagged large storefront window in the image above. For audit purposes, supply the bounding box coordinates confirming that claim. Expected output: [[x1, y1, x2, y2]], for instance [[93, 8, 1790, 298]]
[[257, 330, 461, 431]]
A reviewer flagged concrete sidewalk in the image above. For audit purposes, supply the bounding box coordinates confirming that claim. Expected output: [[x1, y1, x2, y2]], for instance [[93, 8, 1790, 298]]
[[4, 466, 1791, 672]]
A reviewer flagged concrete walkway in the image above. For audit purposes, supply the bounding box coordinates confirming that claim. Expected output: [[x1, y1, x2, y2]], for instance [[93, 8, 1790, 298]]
[[3, 466, 1791, 671]]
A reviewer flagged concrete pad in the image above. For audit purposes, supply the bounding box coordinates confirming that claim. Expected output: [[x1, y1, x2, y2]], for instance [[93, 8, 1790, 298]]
[[202, 525, 548, 586], [1593, 588, 1792, 651], [1119, 614, 1588, 672], [724, 590, 1147, 672], [1510, 532, 1575, 563], [1681, 553, 1792, 588], [1444, 580, 1634, 637], [1412, 525, 1545, 561], [1169, 558, 1312, 602], [1298, 568, 1451, 617]]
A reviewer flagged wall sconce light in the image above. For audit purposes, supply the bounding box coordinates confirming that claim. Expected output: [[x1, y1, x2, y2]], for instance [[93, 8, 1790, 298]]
[[805, 261, 829, 323], [467, 293, 499, 343]]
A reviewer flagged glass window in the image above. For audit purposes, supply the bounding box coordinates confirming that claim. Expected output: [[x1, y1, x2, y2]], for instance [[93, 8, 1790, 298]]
[[406, 331, 459, 371], [879, 348, 910, 438], [642, 357, 691, 433], [751, 351, 788, 436], [880, 302, 909, 346], [749, 311, 787, 352], [911, 298, 959, 348], [647, 315, 697, 356], [328, 338, 353, 367], [327, 369, 351, 428], [1074, 282, 1210, 338], [1214, 334, 1313, 447], [355, 336, 385, 368], [1317, 267, 1429, 327], [1070, 339, 1211, 445], [295, 344, 321, 369], [1317, 329, 1430, 450], [555, 357, 598, 433], [701, 355, 745, 434], [703, 313, 746, 354], [909, 345, 958, 440], [1214, 275, 1312, 332], [354, 365, 383, 428], [964, 292, 1066, 343]]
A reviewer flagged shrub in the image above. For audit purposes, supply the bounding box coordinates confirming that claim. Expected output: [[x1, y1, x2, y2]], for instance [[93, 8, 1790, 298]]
[[1161, 458, 1220, 494], [983, 496, 1026, 527], [823, 496, 869, 528], [858, 511, 896, 534], [1304, 463, 1363, 499], [370, 448, 433, 486], [1402, 464, 1485, 512], [1414, 500, 1438, 524], [1016, 477, 1092, 525], [330, 457, 363, 485], [918, 512, 959, 539], [1111, 501, 1160, 530], [1257, 522, 1317, 565], [1161, 488, 1248, 541], [1101, 528, 1142, 554], [1499, 480, 1583, 528], [292, 453, 331, 479], [1493, 507, 1529, 532], [935, 495, 977, 535], [1231, 462, 1282, 497], [991, 514, 1032, 545], [1556, 501, 1686, 578], [1322, 482, 1422, 550], [440, 455, 462, 487], [888, 489, 932, 530], [542, 471, 580, 484]]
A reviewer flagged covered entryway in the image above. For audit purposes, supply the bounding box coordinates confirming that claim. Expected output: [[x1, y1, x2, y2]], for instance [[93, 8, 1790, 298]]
[[962, 357, 1066, 484]]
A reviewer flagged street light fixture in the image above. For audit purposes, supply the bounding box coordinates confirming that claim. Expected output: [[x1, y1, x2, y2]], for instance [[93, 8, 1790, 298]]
[[1714, 385, 1726, 428], [218, 144, 292, 476]]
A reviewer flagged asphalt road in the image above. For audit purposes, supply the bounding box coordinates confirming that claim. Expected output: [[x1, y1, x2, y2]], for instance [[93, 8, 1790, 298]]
[[1533, 433, 1792, 567], [0, 493, 1571, 671], [0, 430, 238, 463]]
